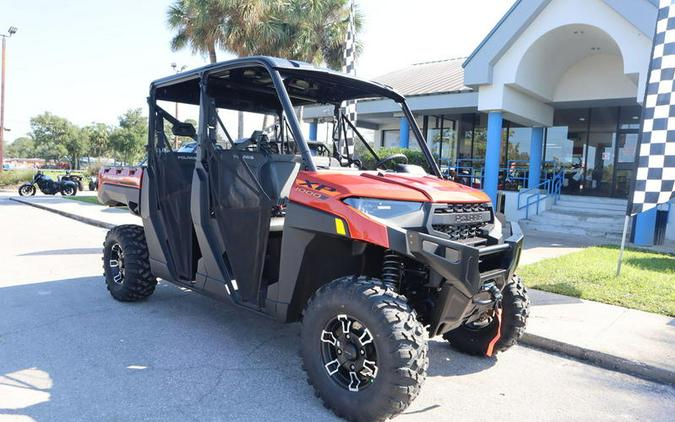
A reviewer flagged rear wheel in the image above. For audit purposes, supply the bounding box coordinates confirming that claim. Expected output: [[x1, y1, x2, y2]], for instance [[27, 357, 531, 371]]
[[443, 275, 529, 356], [103, 225, 157, 301], [301, 276, 428, 422], [61, 185, 76, 196], [18, 185, 36, 196]]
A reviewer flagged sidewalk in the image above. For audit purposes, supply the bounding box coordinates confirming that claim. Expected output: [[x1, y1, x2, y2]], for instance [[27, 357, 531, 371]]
[[525, 290, 674, 385], [7, 193, 675, 385]]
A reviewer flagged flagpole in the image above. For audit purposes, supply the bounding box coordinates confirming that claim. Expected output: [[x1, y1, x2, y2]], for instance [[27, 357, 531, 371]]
[[616, 215, 631, 277]]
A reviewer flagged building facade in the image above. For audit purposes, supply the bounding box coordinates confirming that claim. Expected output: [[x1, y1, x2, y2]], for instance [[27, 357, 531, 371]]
[[304, 0, 674, 244]]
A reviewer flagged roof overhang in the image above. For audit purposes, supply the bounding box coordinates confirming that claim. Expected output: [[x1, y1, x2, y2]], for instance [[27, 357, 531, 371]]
[[462, 0, 658, 87]]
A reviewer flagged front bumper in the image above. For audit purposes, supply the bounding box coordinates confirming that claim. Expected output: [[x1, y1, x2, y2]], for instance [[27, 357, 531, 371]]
[[390, 221, 524, 336]]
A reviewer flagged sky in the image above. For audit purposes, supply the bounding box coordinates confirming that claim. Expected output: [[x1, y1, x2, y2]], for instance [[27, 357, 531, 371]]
[[0, 0, 515, 141]]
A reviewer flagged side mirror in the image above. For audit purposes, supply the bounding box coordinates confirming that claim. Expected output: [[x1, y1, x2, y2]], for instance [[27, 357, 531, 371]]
[[172, 122, 196, 138]]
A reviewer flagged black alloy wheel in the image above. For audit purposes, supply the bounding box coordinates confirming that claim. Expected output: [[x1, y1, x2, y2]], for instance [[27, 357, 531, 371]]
[[108, 243, 126, 286], [320, 314, 378, 392]]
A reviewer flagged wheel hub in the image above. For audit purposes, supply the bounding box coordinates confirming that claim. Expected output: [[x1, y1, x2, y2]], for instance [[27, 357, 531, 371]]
[[109, 243, 125, 285], [320, 314, 378, 392]]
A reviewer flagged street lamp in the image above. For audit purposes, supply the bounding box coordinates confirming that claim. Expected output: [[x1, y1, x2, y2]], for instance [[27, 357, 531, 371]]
[[170, 62, 187, 148], [0, 26, 17, 172]]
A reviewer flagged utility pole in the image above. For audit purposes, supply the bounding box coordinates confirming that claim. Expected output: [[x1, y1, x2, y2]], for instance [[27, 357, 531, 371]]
[[0, 27, 18, 172], [170, 62, 187, 149]]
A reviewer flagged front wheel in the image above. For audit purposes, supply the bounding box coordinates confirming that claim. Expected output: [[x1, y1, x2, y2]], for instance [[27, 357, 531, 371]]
[[301, 276, 428, 422], [443, 275, 529, 356], [18, 185, 36, 196], [103, 225, 157, 301]]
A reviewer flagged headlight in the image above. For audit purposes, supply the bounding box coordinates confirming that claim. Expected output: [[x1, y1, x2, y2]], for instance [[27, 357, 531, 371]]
[[343, 197, 423, 219]]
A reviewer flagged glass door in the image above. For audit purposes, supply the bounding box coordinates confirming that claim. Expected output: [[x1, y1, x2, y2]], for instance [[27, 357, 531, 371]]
[[612, 131, 638, 198], [585, 132, 615, 196]]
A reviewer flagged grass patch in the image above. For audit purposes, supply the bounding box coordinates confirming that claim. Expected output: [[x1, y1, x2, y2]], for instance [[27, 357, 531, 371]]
[[519, 245, 675, 316], [0, 169, 35, 187], [65, 195, 101, 205]]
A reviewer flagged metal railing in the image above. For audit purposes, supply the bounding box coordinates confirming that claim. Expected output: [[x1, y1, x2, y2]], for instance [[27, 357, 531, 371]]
[[516, 168, 564, 219]]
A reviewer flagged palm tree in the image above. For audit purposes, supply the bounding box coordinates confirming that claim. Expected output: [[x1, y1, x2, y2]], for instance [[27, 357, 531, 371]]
[[168, 0, 362, 70], [167, 0, 228, 64], [244, 0, 363, 70], [167, 0, 363, 134]]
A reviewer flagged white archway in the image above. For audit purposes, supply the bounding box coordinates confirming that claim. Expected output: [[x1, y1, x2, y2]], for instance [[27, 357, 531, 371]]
[[514, 24, 636, 103]]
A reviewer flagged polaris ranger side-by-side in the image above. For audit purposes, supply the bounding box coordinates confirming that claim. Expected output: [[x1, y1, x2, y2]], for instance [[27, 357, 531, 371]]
[[98, 56, 529, 422]]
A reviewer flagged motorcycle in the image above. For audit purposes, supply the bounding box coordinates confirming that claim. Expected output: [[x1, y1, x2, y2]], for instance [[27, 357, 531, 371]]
[[18, 171, 78, 196], [60, 171, 84, 191]]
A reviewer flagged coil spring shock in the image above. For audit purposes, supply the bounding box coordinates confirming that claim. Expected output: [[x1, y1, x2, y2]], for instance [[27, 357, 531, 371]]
[[382, 250, 404, 287]]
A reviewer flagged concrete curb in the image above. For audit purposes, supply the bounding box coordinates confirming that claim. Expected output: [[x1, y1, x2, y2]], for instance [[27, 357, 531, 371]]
[[520, 333, 675, 386], [8, 196, 675, 387], [10, 197, 115, 230]]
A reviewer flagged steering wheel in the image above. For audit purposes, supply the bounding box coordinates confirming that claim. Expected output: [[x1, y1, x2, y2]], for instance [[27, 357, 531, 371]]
[[375, 153, 408, 169]]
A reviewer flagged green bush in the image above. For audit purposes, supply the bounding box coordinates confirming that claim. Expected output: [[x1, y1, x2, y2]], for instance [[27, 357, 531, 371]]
[[0, 169, 35, 187], [85, 163, 102, 177], [358, 146, 431, 172]]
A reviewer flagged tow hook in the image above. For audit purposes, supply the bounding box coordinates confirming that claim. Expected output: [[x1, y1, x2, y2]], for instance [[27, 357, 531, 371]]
[[472, 282, 502, 306]]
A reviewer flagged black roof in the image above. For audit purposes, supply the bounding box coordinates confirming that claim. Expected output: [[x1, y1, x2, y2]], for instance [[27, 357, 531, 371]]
[[150, 56, 405, 105]]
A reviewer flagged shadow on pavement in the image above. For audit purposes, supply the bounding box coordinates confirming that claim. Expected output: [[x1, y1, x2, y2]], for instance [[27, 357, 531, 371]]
[[0, 275, 501, 421]]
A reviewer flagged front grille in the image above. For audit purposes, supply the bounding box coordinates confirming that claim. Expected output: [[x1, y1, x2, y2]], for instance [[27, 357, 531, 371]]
[[432, 203, 491, 241], [434, 203, 491, 214]]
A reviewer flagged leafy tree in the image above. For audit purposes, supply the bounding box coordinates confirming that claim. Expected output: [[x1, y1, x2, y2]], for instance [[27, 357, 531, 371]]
[[5, 136, 35, 158], [83, 123, 112, 159], [30, 112, 74, 163], [64, 127, 89, 169], [109, 109, 147, 164]]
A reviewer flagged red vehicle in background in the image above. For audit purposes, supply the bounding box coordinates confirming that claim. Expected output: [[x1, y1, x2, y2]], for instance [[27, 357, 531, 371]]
[[98, 165, 143, 212]]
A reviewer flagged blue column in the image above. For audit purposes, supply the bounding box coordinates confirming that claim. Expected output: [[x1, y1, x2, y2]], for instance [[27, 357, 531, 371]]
[[399, 117, 409, 148], [308, 120, 318, 141], [484, 111, 503, 205], [528, 127, 544, 188], [633, 208, 657, 245]]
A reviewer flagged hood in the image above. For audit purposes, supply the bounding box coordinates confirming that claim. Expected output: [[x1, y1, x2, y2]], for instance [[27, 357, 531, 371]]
[[295, 171, 490, 203]]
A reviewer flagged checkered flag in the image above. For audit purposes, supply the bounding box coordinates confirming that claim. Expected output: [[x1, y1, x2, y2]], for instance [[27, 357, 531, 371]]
[[340, 0, 357, 157], [628, 0, 675, 215]]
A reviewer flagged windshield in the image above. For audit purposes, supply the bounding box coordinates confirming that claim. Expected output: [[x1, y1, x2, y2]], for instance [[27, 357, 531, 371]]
[[278, 68, 441, 176]]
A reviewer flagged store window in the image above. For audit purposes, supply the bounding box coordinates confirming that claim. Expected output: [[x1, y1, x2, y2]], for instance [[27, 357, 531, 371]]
[[457, 114, 475, 160], [503, 127, 532, 191], [426, 116, 457, 171]]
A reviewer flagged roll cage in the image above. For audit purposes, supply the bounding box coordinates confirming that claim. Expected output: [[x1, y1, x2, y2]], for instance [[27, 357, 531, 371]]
[[147, 56, 442, 177]]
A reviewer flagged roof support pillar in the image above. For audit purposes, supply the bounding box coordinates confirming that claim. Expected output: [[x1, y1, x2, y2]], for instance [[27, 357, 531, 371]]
[[308, 120, 318, 141], [528, 127, 544, 188], [484, 111, 503, 205], [399, 117, 409, 148], [632, 208, 657, 246]]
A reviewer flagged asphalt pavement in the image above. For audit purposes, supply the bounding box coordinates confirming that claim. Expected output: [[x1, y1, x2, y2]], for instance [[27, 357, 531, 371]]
[[1, 195, 674, 422]]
